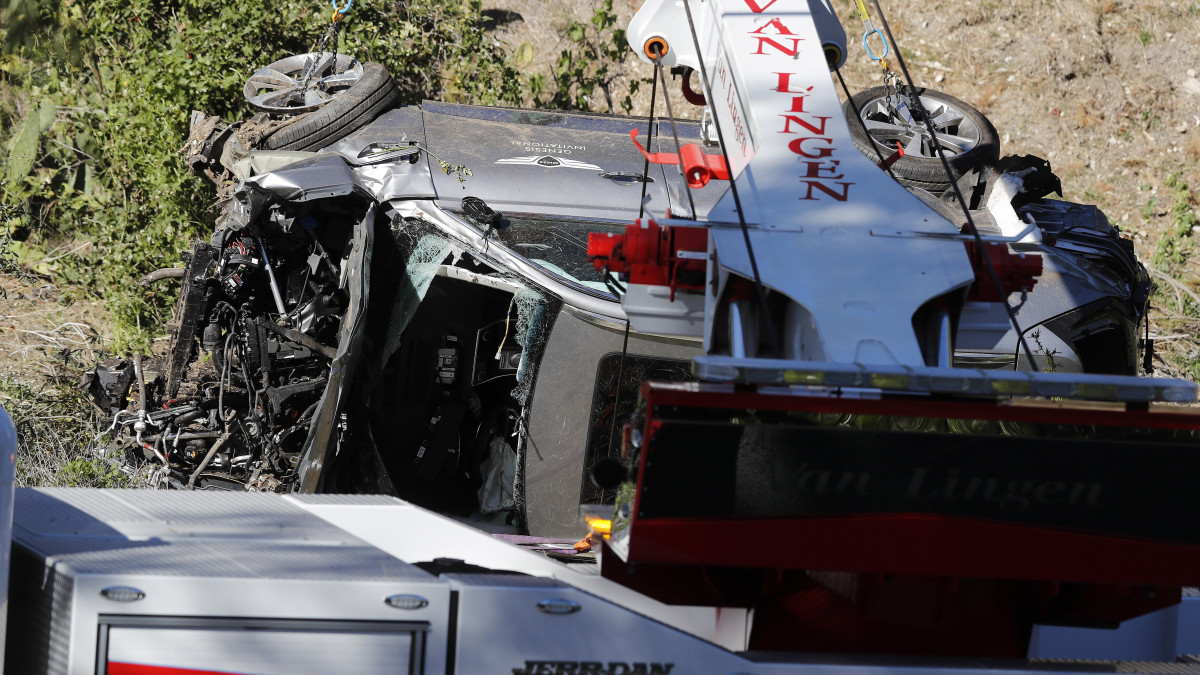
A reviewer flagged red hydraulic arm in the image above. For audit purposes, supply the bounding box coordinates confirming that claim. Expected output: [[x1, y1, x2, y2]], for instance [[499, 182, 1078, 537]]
[[629, 129, 729, 188]]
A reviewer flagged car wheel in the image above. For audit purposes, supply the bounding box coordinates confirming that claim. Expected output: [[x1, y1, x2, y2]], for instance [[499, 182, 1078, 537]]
[[244, 53, 366, 114], [843, 86, 999, 193], [253, 61, 401, 152]]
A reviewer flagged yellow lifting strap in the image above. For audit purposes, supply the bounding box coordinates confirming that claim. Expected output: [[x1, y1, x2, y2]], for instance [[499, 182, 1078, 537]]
[[853, 0, 872, 23], [854, 0, 891, 64]]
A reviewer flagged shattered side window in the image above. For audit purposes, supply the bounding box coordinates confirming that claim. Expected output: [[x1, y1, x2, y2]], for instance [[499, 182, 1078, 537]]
[[456, 212, 626, 294]]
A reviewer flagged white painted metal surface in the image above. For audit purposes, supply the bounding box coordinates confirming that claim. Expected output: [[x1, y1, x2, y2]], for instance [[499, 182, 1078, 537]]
[[106, 624, 416, 675], [445, 574, 753, 674], [289, 494, 755, 652], [691, 354, 1199, 402], [9, 489, 1190, 674], [8, 489, 450, 675]]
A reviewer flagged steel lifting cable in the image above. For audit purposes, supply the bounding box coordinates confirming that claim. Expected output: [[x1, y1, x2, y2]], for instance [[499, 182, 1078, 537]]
[[842, 0, 907, 178], [606, 56, 663, 466], [835, 68, 900, 183], [868, 0, 1039, 371], [604, 47, 703, 465], [637, 65, 660, 220], [649, 46, 698, 220], [603, 320, 633, 468], [679, 0, 780, 356]]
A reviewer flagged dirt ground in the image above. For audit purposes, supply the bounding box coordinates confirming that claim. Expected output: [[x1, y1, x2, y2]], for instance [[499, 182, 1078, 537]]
[[3, 0, 1199, 384], [0, 275, 109, 390]]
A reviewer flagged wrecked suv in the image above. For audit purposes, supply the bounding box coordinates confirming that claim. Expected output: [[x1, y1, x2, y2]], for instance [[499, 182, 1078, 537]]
[[87, 51, 1151, 538]]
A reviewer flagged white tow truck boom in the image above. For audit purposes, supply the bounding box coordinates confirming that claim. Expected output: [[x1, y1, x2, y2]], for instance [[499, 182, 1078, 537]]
[[625, 0, 973, 366]]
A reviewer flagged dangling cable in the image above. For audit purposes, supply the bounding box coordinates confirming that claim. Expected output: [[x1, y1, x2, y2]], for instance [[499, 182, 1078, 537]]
[[638, 64, 660, 220], [1142, 305, 1154, 374], [679, 0, 780, 356], [649, 49, 698, 220], [835, 68, 900, 184], [604, 271, 627, 297], [604, 320, 633, 465], [870, 0, 1039, 372], [607, 56, 658, 471]]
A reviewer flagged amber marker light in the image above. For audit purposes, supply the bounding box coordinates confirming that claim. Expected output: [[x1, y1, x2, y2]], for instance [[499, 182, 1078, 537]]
[[580, 504, 614, 540]]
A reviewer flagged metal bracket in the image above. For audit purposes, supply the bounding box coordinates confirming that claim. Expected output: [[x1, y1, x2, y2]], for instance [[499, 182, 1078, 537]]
[[870, 217, 1038, 244]]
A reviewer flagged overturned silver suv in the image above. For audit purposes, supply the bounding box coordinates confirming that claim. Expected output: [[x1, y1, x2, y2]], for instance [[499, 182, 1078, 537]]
[[87, 51, 1152, 538]]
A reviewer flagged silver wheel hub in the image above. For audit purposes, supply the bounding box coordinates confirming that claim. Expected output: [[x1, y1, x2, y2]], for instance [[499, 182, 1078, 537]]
[[244, 53, 364, 114], [858, 93, 981, 159]]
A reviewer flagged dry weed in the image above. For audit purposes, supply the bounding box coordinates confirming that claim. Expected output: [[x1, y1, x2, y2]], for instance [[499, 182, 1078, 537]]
[[0, 272, 150, 487]]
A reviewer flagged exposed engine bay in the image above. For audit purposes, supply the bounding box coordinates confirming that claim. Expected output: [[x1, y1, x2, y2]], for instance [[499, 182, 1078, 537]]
[[87, 179, 552, 524]]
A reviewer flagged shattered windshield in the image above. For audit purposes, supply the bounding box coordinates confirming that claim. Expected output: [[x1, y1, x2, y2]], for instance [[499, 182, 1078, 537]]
[[456, 212, 626, 296]]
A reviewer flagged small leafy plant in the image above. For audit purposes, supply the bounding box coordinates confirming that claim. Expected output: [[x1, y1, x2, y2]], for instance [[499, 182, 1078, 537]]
[[528, 0, 650, 114]]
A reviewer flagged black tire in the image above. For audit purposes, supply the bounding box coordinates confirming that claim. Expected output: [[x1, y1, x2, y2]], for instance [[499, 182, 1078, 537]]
[[844, 86, 999, 192], [258, 62, 401, 152]]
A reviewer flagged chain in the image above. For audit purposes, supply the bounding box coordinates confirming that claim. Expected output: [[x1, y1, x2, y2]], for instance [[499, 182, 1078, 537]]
[[310, 11, 344, 55], [852, 0, 900, 97], [883, 66, 900, 104], [300, 10, 347, 91]]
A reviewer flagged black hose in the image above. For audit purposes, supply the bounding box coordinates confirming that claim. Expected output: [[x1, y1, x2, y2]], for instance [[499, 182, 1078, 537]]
[[173, 410, 204, 427], [258, 320, 337, 360], [218, 332, 233, 422], [211, 344, 226, 381], [139, 267, 185, 286]]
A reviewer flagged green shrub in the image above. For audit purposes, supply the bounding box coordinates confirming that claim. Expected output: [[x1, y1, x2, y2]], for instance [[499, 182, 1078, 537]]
[[0, 0, 644, 488], [1151, 173, 1199, 274], [57, 457, 134, 488], [1, 0, 521, 351], [1147, 174, 1200, 380], [528, 0, 648, 114]]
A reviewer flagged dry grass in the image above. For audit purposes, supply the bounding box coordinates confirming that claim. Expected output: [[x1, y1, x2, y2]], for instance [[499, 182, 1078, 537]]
[[0, 272, 152, 487]]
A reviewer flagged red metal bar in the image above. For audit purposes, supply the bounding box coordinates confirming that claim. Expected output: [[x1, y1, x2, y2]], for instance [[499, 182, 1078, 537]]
[[623, 516, 1200, 587], [629, 129, 729, 188], [639, 381, 1200, 430]]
